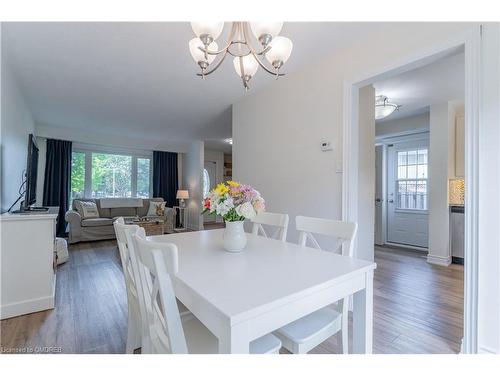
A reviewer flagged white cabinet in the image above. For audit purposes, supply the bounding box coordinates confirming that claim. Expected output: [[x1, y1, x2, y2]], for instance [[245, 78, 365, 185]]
[[0, 208, 58, 319], [455, 114, 465, 177]]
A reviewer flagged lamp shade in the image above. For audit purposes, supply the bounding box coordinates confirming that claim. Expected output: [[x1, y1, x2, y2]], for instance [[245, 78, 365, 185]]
[[250, 22, 283, 39], [449, 179, 465, 205], [189, 38, 218, 64], [176, 190, 190, 200], [191, 22, 224, 40], [233, 55, 259, 78], [265, 36, 293, 66]]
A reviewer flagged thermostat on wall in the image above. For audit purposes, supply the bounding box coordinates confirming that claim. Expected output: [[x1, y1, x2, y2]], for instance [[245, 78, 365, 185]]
[[321, 140, 333, 151]]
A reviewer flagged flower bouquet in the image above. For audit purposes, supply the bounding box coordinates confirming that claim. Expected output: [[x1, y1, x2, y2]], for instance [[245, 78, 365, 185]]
[[203, 181, 265, 252]]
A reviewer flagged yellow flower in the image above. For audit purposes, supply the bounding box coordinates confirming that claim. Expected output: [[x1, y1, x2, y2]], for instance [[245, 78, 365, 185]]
[[227, 180, 241, 188], [214, 183, 229, 196]]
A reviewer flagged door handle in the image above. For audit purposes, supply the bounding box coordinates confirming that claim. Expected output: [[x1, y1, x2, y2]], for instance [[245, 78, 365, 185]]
[[375, 198, 382, 202], [389, 199, 394, 203]]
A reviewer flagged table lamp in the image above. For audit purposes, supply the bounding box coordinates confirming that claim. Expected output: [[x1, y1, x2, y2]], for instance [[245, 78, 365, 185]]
[[176, 190, 189, 208]]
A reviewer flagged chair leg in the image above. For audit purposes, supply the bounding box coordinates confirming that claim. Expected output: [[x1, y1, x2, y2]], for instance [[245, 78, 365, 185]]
[[126, 309, 141, 354], [339, 297, 349, 354]]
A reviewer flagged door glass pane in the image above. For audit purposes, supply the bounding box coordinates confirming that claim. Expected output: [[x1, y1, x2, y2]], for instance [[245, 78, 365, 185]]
[[418, 149, 428, 164], [397, 151, 407, 166], [407, 150, 417, 165], [71, 151, 85, 202], [91, 153, 132, 198], [407, 165, 417, 179], [417, 181, 427, 210], [398, 165, 407, 179], [137, 158, 151, 198], [418, 164, 427, 178]]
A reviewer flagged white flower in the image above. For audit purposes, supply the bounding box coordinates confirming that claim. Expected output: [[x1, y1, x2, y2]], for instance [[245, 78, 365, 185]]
[[236, 201, 256, 219], [216, 197, 234, 216]]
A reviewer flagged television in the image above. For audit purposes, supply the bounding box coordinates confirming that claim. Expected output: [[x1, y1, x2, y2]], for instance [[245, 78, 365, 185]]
[[24, 134, 39, 208]]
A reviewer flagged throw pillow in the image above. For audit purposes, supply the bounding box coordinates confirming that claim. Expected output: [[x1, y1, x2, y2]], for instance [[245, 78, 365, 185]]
[[147, 201, 166, 217], [79, 201, 100, 219]]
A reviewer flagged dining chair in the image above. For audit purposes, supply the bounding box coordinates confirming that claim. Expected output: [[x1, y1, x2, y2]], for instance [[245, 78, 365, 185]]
[[274, 215, 358, 354], [132, 231, 283, 354], [251, 212, 290, 242], [113, 217, 144, 353]]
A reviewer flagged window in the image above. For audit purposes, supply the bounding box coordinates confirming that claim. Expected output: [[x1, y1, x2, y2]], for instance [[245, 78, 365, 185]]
[[91, 153, 132, 198], [71, 149, 152, 200], [203, 168, 210, 198], [396, 148, 428, 210], [137, 158, 151, 198], [71, 151, 86, 202]]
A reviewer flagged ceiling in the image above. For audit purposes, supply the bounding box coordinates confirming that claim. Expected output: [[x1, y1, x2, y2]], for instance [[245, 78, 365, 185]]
[[3, 22, 389, 153], [374, 49, 465, 123]]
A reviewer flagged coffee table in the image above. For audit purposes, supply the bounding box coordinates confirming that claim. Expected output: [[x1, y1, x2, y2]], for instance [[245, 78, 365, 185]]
[[125, 218, 165, 236]]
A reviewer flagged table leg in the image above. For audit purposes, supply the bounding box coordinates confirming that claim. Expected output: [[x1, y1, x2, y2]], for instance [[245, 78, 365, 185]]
[[218, 326, 250, 354], [352, 270, 374, 354]]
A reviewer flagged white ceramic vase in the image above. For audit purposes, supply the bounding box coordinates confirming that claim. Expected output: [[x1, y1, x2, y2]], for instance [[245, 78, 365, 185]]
[[223, 220, 247, 252]]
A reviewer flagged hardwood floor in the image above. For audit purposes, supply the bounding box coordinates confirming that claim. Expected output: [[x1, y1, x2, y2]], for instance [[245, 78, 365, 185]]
[[0, 242, 463, 354]]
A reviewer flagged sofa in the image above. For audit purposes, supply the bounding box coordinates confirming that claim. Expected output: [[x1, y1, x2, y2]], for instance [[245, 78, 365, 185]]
[[65, 198, 176, 244]]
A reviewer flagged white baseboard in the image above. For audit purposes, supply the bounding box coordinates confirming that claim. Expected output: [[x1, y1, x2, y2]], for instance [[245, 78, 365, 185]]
[[384, 241, 428, 252], [0, 295, 55, 320], [478, 346, 499, 354], [427, 254, 452, 266]]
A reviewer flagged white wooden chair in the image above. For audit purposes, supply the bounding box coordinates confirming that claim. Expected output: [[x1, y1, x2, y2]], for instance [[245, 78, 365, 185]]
[[113, 217, 144, 353], [274, 215, 358, 354], [251, 212, 289, 242], [132, 230, 282, 354]]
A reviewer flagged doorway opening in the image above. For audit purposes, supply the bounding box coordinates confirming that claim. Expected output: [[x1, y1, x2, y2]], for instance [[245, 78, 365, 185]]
[[342, 29, 480, 353]]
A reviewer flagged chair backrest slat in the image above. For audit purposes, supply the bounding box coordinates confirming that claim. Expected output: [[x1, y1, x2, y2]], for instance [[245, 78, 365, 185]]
[[132, 232, 187, 354], [113, 218, 150, 346], [251, 212, 289, 242], [295, 215, 357, 257]]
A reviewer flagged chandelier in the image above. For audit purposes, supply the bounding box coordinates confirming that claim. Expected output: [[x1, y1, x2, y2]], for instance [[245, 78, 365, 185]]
[[375, 95, 401, 120], [188, 22, 293, 90]]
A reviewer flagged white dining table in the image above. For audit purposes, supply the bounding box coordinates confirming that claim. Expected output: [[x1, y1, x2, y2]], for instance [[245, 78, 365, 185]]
[[150, 229, 376, 354]]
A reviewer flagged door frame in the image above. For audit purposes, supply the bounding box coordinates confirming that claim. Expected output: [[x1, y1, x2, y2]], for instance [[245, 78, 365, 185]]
[[342, 26, 481, 353]]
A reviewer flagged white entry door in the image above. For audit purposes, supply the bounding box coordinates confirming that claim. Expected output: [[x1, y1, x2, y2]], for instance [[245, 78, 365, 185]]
[[203, 161, 217, 223], [387, 140, 429, 248]]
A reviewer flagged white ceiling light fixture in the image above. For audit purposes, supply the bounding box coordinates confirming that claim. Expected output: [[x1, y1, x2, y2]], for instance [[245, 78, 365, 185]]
[[188, 22, 293, 91], [375, 95, 401, 120]]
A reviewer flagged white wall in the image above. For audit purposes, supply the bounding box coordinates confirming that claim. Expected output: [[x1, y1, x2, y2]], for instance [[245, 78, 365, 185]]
[[36, 123, 188, 154], [477, 22, 500, 354], [204, 148, 224, 187], [357, 85, 376, 261], [376, 112, 429, 138], [182, 141, 204, 231], [204, 148, 225, 223], [1, 35, 36, 212], [427, 102, 453, 265], [233, 23, 472, 249]]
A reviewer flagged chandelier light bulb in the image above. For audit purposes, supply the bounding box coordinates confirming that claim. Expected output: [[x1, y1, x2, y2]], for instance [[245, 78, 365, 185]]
[[233, 55, 259, 79], [191, 22, 224, 42], [250, 22, 283, 45], [189, 38, 218, 65], [265, 36, 293, 68]]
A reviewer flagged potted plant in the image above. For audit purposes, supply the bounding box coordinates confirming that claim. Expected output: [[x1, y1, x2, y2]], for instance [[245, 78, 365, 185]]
[[203, 181, 265, 252]]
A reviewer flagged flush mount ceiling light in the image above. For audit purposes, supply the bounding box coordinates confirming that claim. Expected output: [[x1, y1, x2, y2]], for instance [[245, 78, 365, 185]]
[[188, 22, 293, 91], [375, 95, 401, 120]]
